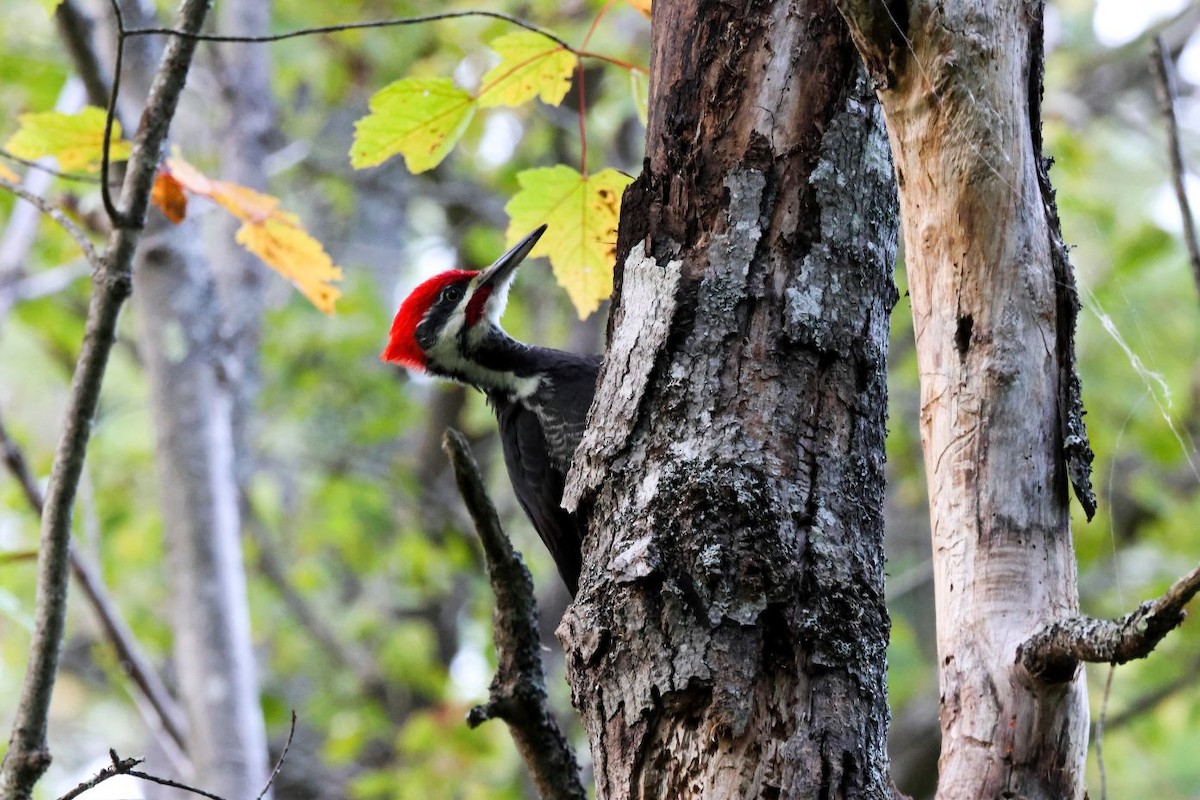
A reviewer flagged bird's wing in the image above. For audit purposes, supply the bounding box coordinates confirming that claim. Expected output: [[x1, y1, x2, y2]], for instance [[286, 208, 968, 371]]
[[493, 396, 584, 596]]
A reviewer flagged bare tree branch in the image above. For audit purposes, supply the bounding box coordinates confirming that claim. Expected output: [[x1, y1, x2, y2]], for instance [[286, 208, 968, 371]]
[[54, 0, 116, 119], [0, 177, 103, 272], [56, 749, 225, 800], [0, 412, 190, 758], [54, 711, 295, 800], [0, 1, 213, 796], [0, 151, 100, 184], [441, 429, 586, 800], [1151, 35, 1200, 302], [1020, 563, 1200, 682]]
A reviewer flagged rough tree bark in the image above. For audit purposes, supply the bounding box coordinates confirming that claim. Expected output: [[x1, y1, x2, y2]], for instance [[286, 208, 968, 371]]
[[836, 2, 1097, 798], [561, 1, 899, 797]]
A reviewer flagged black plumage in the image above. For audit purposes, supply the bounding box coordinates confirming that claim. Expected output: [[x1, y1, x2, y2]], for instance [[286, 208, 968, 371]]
[[485, 348, 598, 596], [383, 226, 599, 596]]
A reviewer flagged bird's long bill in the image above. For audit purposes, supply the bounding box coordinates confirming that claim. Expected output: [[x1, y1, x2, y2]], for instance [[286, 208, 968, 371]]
[[476, 225, 547, 293]]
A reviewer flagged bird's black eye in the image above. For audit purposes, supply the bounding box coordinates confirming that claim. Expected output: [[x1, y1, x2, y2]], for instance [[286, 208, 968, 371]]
[[442, 285, 464, 303]]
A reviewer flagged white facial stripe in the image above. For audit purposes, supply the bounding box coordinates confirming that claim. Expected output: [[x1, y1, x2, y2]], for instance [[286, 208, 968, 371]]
[[424, 297, 540, 399]]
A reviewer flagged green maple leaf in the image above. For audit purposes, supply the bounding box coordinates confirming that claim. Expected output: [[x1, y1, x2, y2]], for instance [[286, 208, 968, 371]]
[[478, 32, 578, 109], [350, 78, 476, 173], [505, 166, 632, 318]]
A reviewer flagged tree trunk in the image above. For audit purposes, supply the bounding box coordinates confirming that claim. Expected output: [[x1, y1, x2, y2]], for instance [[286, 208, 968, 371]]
[[135, 222, 271, 800], [836, 2, 1096, 797], [561, 1, 899, 797], [214, 0, 275, 488]]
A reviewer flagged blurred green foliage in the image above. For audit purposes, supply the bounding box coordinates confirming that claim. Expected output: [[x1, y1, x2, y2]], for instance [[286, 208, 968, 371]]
[[0, 2, 1199, 799]]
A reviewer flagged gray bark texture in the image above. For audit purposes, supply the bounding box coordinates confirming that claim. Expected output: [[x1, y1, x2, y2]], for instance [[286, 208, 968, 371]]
[[560, 1, 899, 797], [214, 0, 276, 488], [835, 2, 1096, 798], [134, 222, 271, 800]]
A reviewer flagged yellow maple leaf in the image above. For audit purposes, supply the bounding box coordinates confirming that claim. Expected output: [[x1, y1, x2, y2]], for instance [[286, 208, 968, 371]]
[[626, 0, 651, 18], [505, 166, 632, 318], [161, 155, 342, 314], [478, 32, 578, 109], [4, 107, 131, 173], [236, 215, 343, 315], [350, 77, 476, 173]]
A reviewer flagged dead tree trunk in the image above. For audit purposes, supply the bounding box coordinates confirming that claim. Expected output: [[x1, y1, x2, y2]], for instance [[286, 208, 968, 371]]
[[561, 1, 899, 797], [836, 2, 1097, 797]]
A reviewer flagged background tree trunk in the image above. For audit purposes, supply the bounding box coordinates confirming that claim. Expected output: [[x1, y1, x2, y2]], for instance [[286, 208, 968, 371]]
[[561, 1, 899, 796], [134, 224, 271, 800], [129, 0, 273, 792], [837, 2, 1096, 797]]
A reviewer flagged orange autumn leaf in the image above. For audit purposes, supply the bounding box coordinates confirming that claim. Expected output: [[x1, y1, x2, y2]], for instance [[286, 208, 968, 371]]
[[159, 155, 342, 314], [150, 170, 187, 223], [236, 215, 342, 315]]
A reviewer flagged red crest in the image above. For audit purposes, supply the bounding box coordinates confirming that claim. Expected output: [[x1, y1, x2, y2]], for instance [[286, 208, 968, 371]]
[[381, 270, 476, 369]]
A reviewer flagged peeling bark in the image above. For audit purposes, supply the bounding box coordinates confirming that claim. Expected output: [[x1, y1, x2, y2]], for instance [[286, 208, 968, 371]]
[[561, 1, 898, 797], [836, 2, 1095, 797]]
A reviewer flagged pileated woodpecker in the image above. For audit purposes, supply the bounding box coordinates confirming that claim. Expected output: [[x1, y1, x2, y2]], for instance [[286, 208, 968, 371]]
[[381, 225, 598, 595]]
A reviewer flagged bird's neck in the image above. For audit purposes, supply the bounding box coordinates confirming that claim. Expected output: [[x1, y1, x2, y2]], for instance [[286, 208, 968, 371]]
[[429, 325, 545, 399]]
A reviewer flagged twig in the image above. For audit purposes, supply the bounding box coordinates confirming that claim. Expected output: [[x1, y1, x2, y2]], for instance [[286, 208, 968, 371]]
[[56, 749, 228, 800], [0, 1, 213, 796], [123, 11, 570, 48], [0, 151, 101, 185], [441, 429, 586, 800], [0, 412, 190, 756], [54, 0, 116, 119], [1019, 562, 1200, 682], [1151, 36, 1200, 302], [255, 711, 297, 800], [0, 177, 103, 272], [54, 752, 144, 800]]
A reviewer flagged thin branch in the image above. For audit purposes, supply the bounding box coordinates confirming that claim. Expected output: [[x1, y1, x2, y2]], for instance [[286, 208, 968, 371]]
[[0, 151, 101, 185], [1020, 562, 1200, 682], [1151, 35, 1200, 302], [99, 0, 129, 227], [56, 747, 240, 800], [54, 0, 115, 115], [0, 177, 103, 271], [122, 11, 571, 49], [255, 711, 296, 800], [0, 0, 213, 796], [441, 429, 586, 800], [54, 753, 145, 800], [0, 412, 190, 756]]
